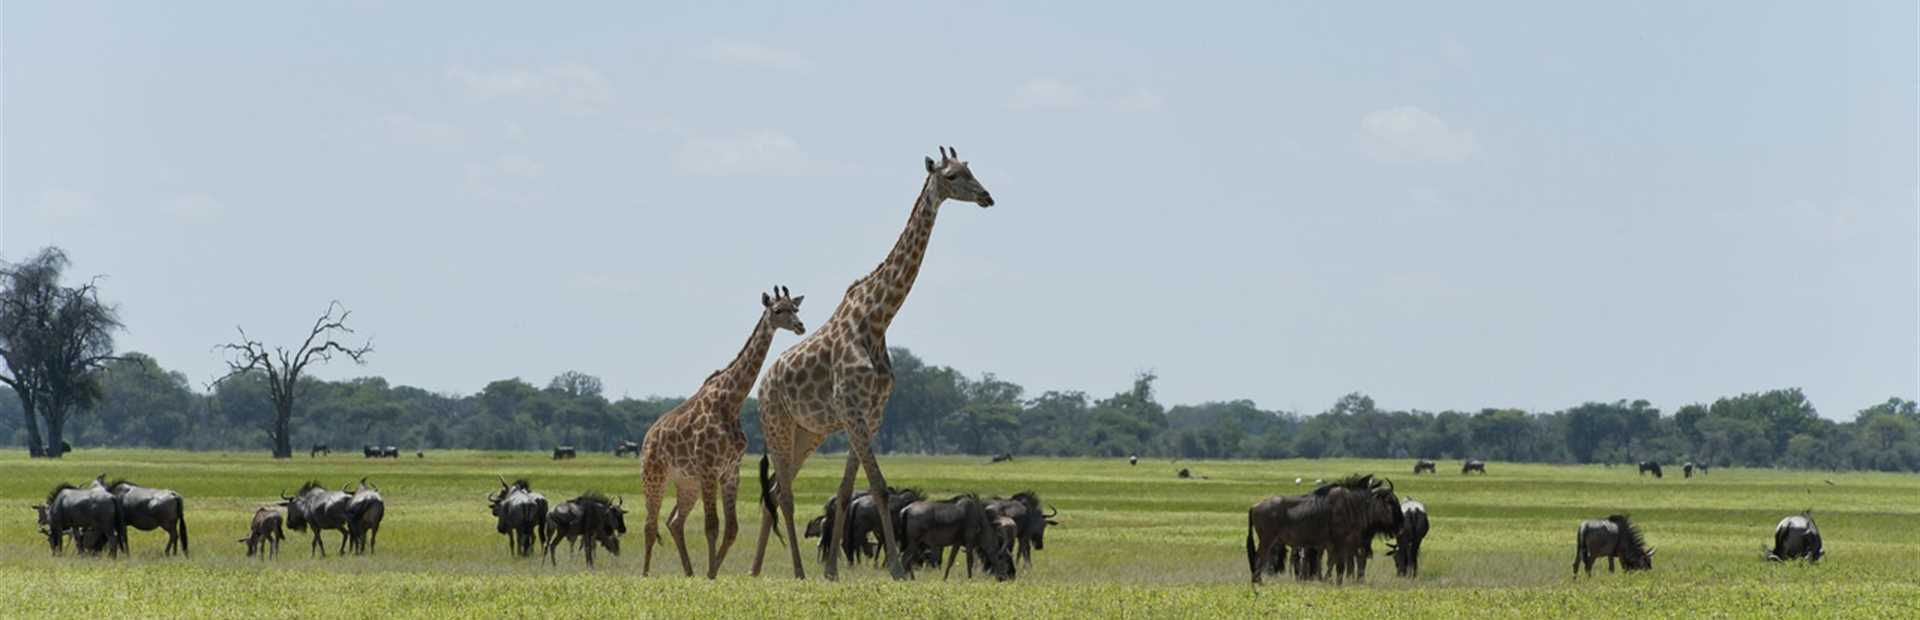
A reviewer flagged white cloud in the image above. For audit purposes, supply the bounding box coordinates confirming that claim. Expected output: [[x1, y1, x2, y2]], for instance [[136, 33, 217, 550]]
[[34, 188, 98, 219], [381, 113, 463, 146], [705, 40, 812, 71], [1010, 78, 1165, 113], [672, 130, 849, 177], [166, 192, 223, 220], [447, 64, 613, 109], [1358, 106, 1480, 164], [1010, 78, 1086, 110]]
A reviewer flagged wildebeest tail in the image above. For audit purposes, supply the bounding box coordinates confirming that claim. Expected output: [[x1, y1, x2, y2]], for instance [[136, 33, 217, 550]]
[[759, 454, 783, 543], [1245, 515, 1257, 579], [176, 496, 190, 557]]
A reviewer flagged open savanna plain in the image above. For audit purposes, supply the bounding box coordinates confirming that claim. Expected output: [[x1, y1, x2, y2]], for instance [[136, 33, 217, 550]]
[[2, 450, 1916, 618]]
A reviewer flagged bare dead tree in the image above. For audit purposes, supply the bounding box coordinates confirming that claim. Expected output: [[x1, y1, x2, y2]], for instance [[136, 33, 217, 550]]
[[1, 247, 121, 458], [213, 301, 372, 459]]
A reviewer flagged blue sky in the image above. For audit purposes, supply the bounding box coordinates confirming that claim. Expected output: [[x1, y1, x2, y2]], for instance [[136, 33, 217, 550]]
[[3, 2, 1914, 417]]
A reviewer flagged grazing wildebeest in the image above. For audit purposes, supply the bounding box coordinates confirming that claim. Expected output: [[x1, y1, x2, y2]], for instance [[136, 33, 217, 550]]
[[36, 481, 126, 557], [380, 446, 400, 458], [815, 487, 926, 567], [1129, 454, 1138, 466], [988, 453, 1013, 464], [552, 446, 577, 460], [1765, 510, 1823, 563], [1245, 474, 1403, 585], [1683, 462, 1694, 478], [1386, 498, 1429, 577], [344, 478, 385, 555], [280, 480, 357, 557], [363, 445, 379, 458], [613, 440, 642, 458], [1697, 463, 1710, 476], [1413, 459, 1436, 475], [311, 444, 330, 457], [104, 479, 191, 557], [239, 506, 285, 559], [1638, 461, 1663, 479], [1461, 460, 1487, 475], [986, 491, 1058, 569], [1573, 514, 1655, 576], [488, 477, 548, 558], [897, 494, 1015, 581], [544, 493, 626, 567]]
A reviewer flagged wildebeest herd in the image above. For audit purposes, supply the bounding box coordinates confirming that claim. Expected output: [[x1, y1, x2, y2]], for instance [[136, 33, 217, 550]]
[[23, 457, 1827, 587]]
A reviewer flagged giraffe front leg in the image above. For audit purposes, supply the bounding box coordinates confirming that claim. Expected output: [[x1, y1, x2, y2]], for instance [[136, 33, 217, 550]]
[[824, 451, 860, 581], [701, 477, 721, 579], [712, 470, 741, 577], [846, 419, 906, 581]]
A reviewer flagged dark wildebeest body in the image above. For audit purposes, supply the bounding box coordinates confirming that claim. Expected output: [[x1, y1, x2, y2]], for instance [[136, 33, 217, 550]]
[[1245, 474, 1403, 585], [381, 446, 399, 458], [239, 506, 285, 559], [815, 488, 925, 567], [1386, 499, 1430, 577], [38, 482, 126, 557], [105, 479, 190, 557], [344, 479, 385, 555], [1683, 462, 1694, 478], [311, 444, 330, 457], [1766, 511, 1823, 562], [544, 493, 626, 567], [986, 491, 1058, 569], [988, 453, 1013, 464], [1413, 460, 1436, 474], [613, 440, 642, 458], [280, 481, 356, 557], [1573, 514, 1655, 576], [1638, 461, 1663, 478], [898, 494, 1014, 581], [552, 446, 577, 460], [489, 478, 548, 558], [1461, 460, 1486, 475], [363, 445, 379, 458]]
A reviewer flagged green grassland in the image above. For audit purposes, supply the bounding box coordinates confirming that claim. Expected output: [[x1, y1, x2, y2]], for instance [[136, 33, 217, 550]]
[[1, 450, 1916, 618]]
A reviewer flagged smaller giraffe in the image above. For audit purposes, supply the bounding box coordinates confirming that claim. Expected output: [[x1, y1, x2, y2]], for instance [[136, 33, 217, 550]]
[[641, 287, 806, 578]]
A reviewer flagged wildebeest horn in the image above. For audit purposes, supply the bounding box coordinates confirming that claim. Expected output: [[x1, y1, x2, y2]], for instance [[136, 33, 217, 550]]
[[617, 496, 624, 507], [498, 475, 509, 488], [280, 490, 293, 501], [1044, 505, 1058, 518]]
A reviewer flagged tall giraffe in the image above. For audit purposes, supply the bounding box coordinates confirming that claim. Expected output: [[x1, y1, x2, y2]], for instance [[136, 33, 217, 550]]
[[750, 146, 995, 580], [641, 287, 806, 578]]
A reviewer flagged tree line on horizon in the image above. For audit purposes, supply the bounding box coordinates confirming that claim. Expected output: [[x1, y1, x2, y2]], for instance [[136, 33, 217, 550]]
[[4, 245, 1917, 471]]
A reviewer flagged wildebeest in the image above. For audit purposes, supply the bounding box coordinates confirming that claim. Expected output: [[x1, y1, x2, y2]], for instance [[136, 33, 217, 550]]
[[1385, 498, 1429, 577], [897, 493, 1015, 581], [279, 480, 357, 557], [1765, 510, 1823, 563], [1697, 463, 1710, 475], [1413, 459, 1436, 475], [381, 446, 399, 458], [1129, 454, 1138, 466], [488, 477, 548, 558], [1246, 474, 1403, 585], [1638, 461, 1663, 479], [36, 480, 126, 556], [814, 487, 926, 567], [988, 453, 1013, 464], [238, 506, 285, 559], [311, 444, 330, 457], [1573, 514, 1655, 576], [344, 478, 385, 555], [986, 491, 1058, 569], [552, 446, 578, 460], [613, 440, 642, 458], [104, 479, 190, 557], [544, 492, 626, 567], [1461, 460, 1487, 475]]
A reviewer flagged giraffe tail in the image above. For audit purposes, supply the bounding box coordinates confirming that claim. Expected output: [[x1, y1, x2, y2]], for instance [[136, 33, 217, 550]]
[[759, 454, 784, 544]]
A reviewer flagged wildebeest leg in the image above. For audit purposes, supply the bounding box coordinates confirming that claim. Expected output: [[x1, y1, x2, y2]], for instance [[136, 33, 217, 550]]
[[668, 483, 697, 576], [1018, 537, 1032, 569], [1607, 555, 1615, 573], [824, 451, 860, 581], [338, 528, 351, 556], [943, 544, 959, 580], [311, 530, 324, 558], [368, 524, 378, 555], [712, 470, 741, 578], [701, 477, 722, 579]]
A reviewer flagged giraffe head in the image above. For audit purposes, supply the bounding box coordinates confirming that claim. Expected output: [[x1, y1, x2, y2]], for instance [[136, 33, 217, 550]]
[[924, 146, 994, 207], [761, 286, 806, 335]]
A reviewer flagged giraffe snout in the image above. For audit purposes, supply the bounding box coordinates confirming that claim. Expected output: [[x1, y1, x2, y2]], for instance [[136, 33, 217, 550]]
[[978, 193, 994, 207]]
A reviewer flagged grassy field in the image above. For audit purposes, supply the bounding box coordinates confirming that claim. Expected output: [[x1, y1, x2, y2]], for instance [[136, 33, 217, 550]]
[[1, 450, 1916, 618]]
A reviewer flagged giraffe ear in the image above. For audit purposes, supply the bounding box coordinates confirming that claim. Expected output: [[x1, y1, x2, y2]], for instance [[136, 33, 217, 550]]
[[925, 156, 937, 173], [762, 292, 773, 307], [792, 295, 804, 307]]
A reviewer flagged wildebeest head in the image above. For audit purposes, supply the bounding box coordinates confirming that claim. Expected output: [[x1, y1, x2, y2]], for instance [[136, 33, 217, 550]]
[[1004, 491, 1059, 551], [1609, 514, 1655, 570]]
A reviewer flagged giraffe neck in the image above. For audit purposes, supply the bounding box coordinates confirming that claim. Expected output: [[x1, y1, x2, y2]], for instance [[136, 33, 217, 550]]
[[855, 174, 942, 328], [707, 313, 776, 411]]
